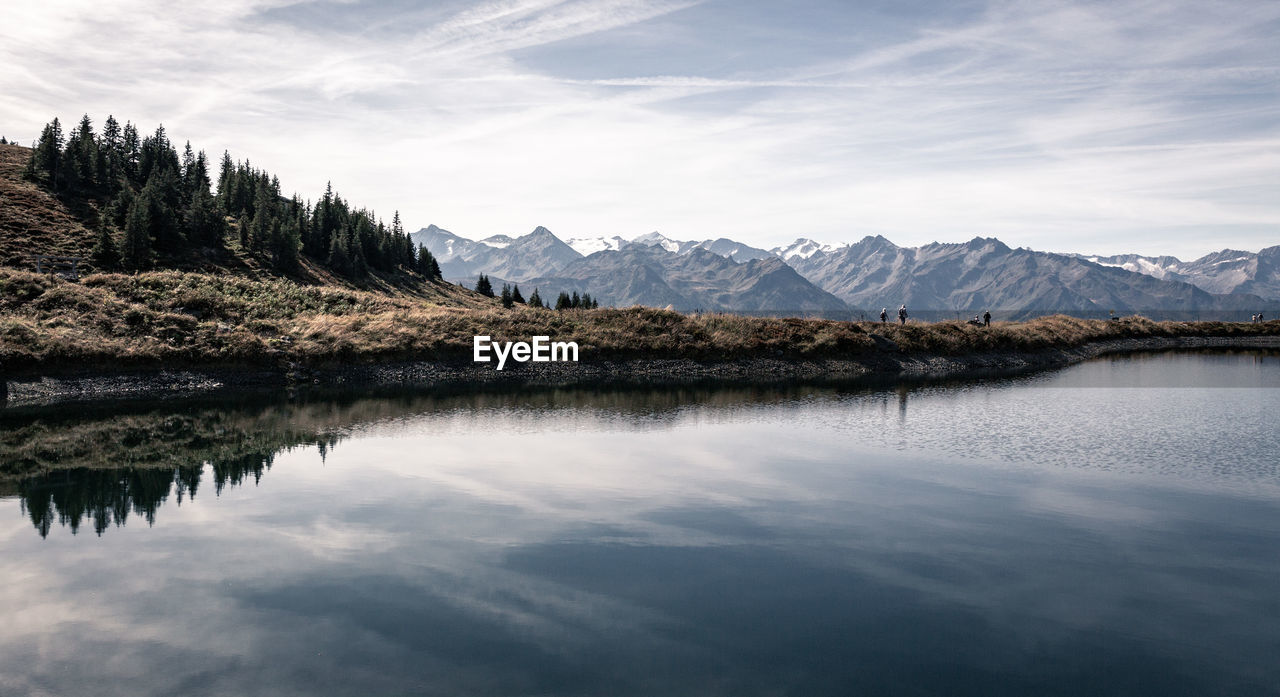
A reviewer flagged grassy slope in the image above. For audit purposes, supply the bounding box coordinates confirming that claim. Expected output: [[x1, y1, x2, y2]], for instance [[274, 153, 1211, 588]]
[[3, 267, 1278, 374], [2, 142, 1278, 375]]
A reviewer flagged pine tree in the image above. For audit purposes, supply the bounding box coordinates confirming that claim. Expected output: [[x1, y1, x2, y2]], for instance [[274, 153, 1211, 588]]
[[581, 292, 593, 309], [270, 215, 301, 271], [121, 199, 152, 271], [91, 220, 120, 269], [500, 283, 513, 308], [29, 118, 63, 188], [139, 173, 181, 250], [108, 186, 134, 228], [328, 230, 352, 276], [249, 178, 275, 252], [101, 115, 122, 186], [571, 291, 581, 308], [57, 114, 98, 192], [216, 151, 234, 210], [185, 188, 226, 247], [511, 284, 525, 304], [475, 274, 494, 297], [416, 245, 442, 280], [180, 141, 196, 201], [555, 291, 571, 310], [121, 121, 140, 183], [527, 288, 542, 308]]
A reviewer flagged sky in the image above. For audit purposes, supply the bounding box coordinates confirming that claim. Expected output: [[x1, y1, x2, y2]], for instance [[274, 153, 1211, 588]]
[[1, 0, 1278, 259]]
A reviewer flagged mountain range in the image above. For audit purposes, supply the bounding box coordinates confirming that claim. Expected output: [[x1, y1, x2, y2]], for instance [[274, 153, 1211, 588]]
[[1070, 247, 1280, 301], [410, 225, 1278, 317]]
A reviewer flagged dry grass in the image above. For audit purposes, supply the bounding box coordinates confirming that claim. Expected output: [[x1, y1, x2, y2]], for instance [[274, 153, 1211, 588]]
[[2, 268, 1277, 374]]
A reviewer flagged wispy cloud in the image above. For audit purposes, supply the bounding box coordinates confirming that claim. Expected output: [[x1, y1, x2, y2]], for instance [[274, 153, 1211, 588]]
[[0, 0, 1276, 258]]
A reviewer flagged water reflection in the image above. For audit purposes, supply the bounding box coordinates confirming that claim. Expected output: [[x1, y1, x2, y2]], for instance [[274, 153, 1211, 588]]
[[0, 351, 1277, 696], [16, 455, 271, 538], [4, 350, 1279, 538]]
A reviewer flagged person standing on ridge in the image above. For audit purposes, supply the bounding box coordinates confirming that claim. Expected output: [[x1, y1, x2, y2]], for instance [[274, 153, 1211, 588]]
[[898, 305, 908, 325], [983, 310, 991, 327], [880, 308, 888, 324]]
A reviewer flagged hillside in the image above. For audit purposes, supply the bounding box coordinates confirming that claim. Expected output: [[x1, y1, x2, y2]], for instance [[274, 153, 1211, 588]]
[[0, 142, 99, 267]]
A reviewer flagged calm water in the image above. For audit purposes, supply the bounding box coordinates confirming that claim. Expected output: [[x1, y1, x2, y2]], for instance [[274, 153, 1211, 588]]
[[1, 351, 1278, 696]]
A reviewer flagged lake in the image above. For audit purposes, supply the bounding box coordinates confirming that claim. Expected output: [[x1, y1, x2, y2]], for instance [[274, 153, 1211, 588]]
[[1, 350, 1278, 696]]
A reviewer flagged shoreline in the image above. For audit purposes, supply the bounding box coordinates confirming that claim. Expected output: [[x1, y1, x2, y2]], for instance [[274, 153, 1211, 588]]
[[5, 334, 1278, 409]]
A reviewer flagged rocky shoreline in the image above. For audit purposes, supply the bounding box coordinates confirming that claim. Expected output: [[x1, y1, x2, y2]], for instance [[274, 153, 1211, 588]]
[[4, 334, 1278, 408]]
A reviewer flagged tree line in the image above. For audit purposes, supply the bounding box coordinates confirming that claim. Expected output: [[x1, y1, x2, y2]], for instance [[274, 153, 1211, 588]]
[[473, 273, 599, 310], [23, 114, 442, 280]]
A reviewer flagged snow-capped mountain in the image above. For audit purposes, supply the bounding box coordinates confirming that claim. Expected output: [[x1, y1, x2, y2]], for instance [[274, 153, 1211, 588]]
[[412, 223, 1275, 315], [412, 225, 844, 311], [523, 245, 848, 313], [1073, 248, 1280, 300], [770, 238, 842, 261], [784, 236, 1267, 316], [629, 231, 685, 254], [409, 225, 582, 281], [564, 235, 629, 256]]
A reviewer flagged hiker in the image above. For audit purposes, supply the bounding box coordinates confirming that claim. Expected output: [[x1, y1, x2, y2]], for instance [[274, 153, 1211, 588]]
[[1260, 312, 1266, 322], [983, 310, 991, 327], [898, 305, 908, 325], [1252, 314, 1258, 323], [880, 308, 888, 323]]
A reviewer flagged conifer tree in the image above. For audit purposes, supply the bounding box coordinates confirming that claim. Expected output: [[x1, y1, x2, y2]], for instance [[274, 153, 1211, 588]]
[[101, 115, 122, 185], [91, 220, 120, 269], [249, 183, 274, 252], [571, 291, 581, 308], [270, 215, 301, 271], [216, 151, 234, 210], [108, 185, 134, 228], [68, 114, 97, 190], [139, 173, 181, 249], [186, 189, 226, 247], [475, 274, 494, 297], [501, 283, 514, 308], [29, 118, 63, 188], [122, 200, 152, 271], [121, 121, 140, 183], [416, 245, 441, 280], [555, 291, 571, 310], [528, 288, 542, 308], [328, 230, 353, 276], [511, 284, 525, 304]]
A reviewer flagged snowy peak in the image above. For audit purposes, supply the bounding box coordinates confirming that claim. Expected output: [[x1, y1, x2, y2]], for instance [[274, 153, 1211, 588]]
[[771, 238, 842, 261], [565, 235, 629, 256], [630, 231, 683, 253]]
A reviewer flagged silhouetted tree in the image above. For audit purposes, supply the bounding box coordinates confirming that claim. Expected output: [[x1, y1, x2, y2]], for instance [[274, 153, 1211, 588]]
[[475, 274, 494, 297]]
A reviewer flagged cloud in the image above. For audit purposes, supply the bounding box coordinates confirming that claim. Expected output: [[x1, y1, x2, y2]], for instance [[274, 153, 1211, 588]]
[[0, 0, 1277, 258]]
